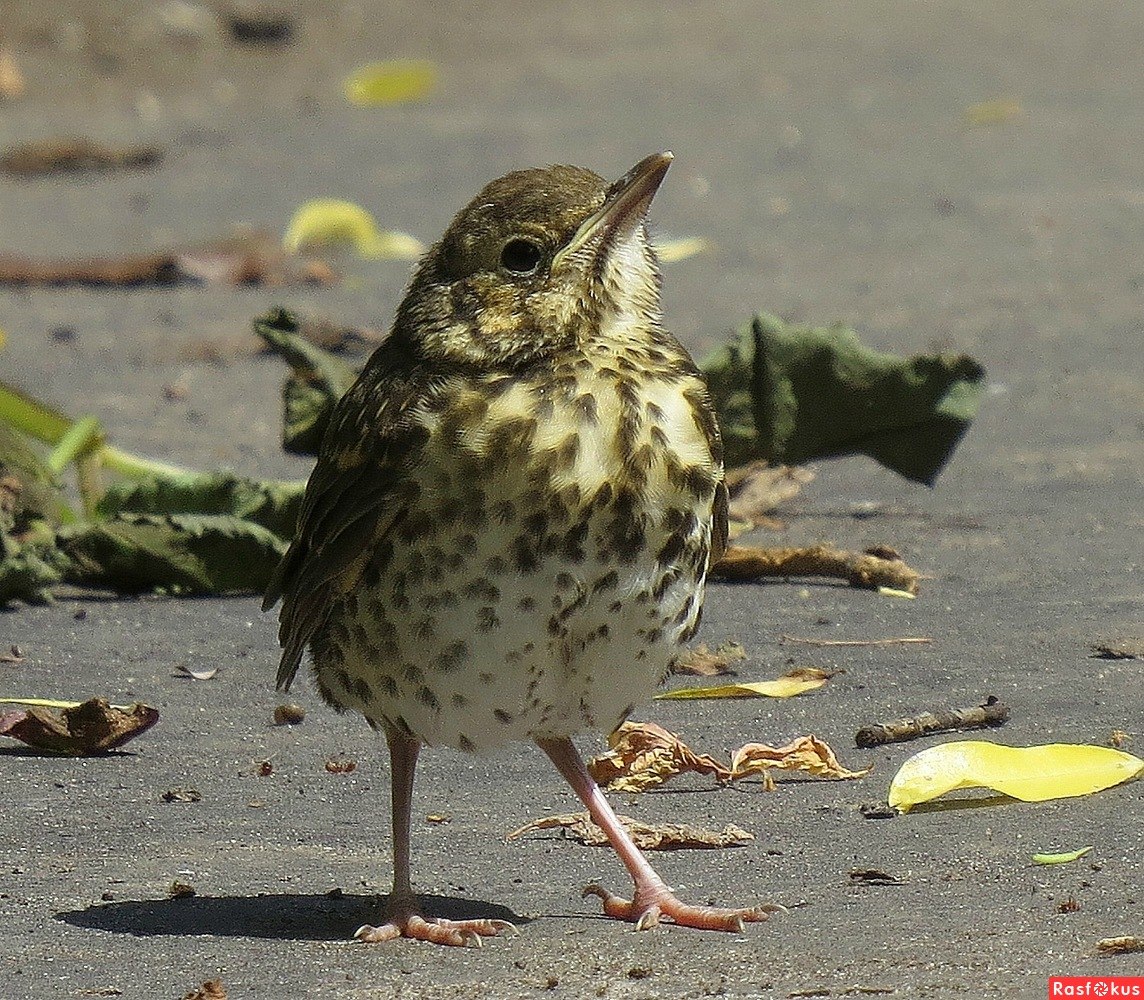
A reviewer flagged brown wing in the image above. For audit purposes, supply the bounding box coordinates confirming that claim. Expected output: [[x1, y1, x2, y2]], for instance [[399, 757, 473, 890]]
[[709, 478, 729, 567], [680, 370, 728, 569], [263, 336, 436, 691]]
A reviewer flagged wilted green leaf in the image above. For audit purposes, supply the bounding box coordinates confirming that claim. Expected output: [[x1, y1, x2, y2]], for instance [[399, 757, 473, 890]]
[[96, 471, 303, 541], [0, 528, 63, 605], [700, 313, 985, 485], [255, 308, 358, 455], [59, 513, 287, 595]]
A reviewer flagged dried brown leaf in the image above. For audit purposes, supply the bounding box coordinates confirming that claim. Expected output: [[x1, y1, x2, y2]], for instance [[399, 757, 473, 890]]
[[673, 640, 747, 676], [183, 979, 226, 1000], [0, 48, 26, 100], [0, 230, 336, 288], [0, 698, 159, 755], [1090, 640, 1144, 660], [848, 867, 904, 885], [725, 462, 814, 526], [588, 721, 731, 791], [731, 735, 871, 784], [507, 812, 754, 850]]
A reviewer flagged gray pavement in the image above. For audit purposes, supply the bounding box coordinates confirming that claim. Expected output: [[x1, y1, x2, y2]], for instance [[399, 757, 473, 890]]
[[2, 2, 1142, 997]]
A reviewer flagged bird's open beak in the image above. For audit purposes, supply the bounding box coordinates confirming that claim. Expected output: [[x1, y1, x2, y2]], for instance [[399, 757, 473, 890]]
[[552, 152, 673, 271]]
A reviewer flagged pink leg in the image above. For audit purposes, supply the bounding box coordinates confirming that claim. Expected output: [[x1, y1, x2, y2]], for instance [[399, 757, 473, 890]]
[[354, 726, 514, 946], [537, 736, 783, 932]]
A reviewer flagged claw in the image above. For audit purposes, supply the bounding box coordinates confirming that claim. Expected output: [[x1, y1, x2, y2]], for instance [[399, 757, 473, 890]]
[[581, 881, 781, 933], [633, 907, 661, 932], [353, 914, 514, 947], [354, 923, 401, 943]]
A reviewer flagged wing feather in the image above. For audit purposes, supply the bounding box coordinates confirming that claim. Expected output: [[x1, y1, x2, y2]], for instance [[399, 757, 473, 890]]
[[263, 337, 437, 690]]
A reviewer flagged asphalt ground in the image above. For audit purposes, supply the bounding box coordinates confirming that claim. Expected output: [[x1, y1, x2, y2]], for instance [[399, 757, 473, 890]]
[[2, 3, 1142, 997]]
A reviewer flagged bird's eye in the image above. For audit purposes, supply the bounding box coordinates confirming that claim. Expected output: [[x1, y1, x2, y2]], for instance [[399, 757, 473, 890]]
[[499, 238, 544, 275]]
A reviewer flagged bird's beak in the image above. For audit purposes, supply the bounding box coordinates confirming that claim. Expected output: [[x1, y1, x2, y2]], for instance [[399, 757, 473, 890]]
[[552, 151, 673, 271]]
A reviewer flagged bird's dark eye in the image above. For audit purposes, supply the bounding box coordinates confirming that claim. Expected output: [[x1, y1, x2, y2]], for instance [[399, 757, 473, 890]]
[[499, 238, 544, 275]]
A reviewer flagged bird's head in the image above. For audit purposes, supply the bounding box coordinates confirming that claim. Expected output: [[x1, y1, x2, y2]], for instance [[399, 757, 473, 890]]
[[397, 153, 673, 369]]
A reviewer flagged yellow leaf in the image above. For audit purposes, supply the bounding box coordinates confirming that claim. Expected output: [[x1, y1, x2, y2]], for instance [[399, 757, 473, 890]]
[[654, 236, 711, 263], [656, 667, 829, 700], [963, 97, 1023, 126], [282, 199, 423, 260], [343, 59, 437, 106], [1032, 846, 1093, 866], [878, 586, 917, 599], [888, 741, 1144, 813]]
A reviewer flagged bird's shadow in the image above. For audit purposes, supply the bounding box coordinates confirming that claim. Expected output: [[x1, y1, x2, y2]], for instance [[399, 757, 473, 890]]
[[56, 892, 526, 941]]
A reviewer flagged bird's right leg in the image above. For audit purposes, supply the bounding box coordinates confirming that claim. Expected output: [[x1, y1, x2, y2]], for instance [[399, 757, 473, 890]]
[[537, 735, 783, 932], [353, 725, 514, 946]]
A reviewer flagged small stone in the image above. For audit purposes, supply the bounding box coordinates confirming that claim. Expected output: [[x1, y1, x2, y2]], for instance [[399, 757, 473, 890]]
[[272, 703, 306, 725], [226, 10, 294, 45]]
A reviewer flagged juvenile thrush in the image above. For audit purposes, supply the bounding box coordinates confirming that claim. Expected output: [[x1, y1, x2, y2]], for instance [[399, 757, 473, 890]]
[[264, 152, 779, 945]]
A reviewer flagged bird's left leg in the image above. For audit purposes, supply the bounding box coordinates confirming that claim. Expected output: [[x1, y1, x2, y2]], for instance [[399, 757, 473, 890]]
[[354, 726, 514, 946], [536, 735, 784, 932]]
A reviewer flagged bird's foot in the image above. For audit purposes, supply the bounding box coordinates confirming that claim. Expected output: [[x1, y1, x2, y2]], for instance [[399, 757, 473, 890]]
[[583, 883, 785, 933], [354, 912, 515, 947]]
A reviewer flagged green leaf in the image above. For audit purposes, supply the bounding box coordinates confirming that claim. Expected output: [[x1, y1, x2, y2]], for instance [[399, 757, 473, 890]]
[[700, 313, 986, 485], [46, 415, 104, 474], [0, 378, 187, 483], [58, 513, 287, 595], [1032, 846, 1094, 866], [255, 308, 359, 455], [95, 471, 304, 541], [0, 382, 73, 446], [0, 423, 72, 531]]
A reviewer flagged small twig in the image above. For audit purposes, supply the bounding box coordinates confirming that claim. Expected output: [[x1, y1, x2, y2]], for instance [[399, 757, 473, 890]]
[[855, 696, 1009, 748], [710, 543, 920, 594], [781, 635, 933, 648], [1, 137, 162, 176]]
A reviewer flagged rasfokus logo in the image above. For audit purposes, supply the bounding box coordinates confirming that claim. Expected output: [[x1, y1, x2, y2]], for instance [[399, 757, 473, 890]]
[[1049, 978, 1144, 997]]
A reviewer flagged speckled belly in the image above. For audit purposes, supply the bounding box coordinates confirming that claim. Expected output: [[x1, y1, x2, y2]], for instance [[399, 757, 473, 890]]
[[309, 369, 718, 751]]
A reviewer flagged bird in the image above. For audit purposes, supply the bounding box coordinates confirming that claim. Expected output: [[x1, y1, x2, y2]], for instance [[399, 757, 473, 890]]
[[264, 152, 780, 945]]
